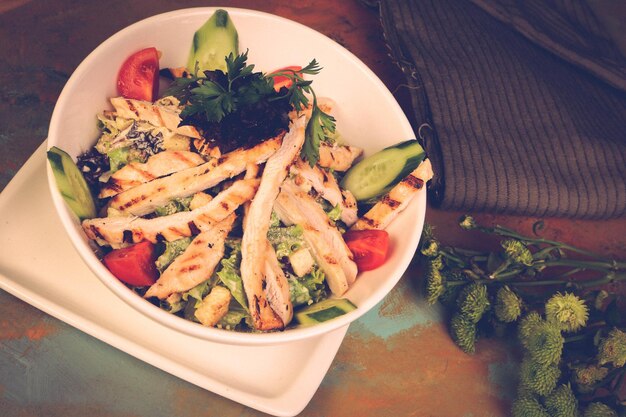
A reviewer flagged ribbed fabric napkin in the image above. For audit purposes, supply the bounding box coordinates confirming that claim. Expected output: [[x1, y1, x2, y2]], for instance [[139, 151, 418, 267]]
[[375, 0, 626, 218]]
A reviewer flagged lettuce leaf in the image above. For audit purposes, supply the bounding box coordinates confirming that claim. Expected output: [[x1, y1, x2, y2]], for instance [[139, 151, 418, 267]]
[[217, 303, 251, 330], [270, 211, 281, 227], [154, 196, 193, 217], [155, 237, 193, 272], [287, 266, 329, 307], [107, 147, 132, 172], [267, 224, 305, 258], [299, 266, 327, 304], [216, 239, 248, 311], [159, 293, 185, 314], [288, 275, 313, 307], [182, 279, 215, 320], [327, 203, 342, 221]]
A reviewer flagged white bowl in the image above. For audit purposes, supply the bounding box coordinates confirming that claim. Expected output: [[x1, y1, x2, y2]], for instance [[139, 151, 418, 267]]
[[46, 7, 426, 346]]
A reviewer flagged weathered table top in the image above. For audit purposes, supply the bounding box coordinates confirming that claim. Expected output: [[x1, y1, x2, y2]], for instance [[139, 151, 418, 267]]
[[1, 1, 624, 416]]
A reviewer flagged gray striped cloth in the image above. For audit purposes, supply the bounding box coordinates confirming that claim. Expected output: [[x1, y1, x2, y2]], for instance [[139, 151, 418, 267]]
[[375, 0, 626, 218]]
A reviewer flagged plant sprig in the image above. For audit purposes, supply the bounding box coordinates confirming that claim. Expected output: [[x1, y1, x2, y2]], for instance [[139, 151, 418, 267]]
[[165, 52, 335, 164], [420, 216, 626, 416]]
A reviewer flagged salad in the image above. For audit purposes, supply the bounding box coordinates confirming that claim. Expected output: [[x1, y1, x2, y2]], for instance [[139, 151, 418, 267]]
[[47, 10, 433, 332]]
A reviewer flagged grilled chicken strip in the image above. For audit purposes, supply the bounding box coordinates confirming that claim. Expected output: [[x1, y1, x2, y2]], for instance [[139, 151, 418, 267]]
[[290, 158, 358, 226], [240, 117, 305, 330], [144, 214, 236, 299], [110, 96, 201, 139], [351, 159, 433, 231], [317, 143, 363, 171], [240, 164, 292, 326], [99, 151, 208, 198], [83, 178, 259, 245], [263, 242, 294, 326], [107, 135, 283, 216], [274, 180, 358, 295]]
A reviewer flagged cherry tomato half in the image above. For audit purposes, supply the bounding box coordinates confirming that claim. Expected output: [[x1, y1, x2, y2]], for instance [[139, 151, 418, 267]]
[[103, 241, 159, 287], [116, 47, 160, 101], [269, 65, 302, 92], [343, 230, 390, 271]]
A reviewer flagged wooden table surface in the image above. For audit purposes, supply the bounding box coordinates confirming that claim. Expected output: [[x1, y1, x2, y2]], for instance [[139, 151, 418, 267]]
[[0, 1, 624, 416]]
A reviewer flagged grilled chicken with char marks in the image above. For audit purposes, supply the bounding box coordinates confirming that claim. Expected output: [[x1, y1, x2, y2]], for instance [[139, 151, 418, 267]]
[[107, 134, 283, 216], [241, 163, 292, 327], [83, 178, 259, 245], [145, 214, 236, 299], [274, 179, 357, 296], [263, 242, 294, 326], [317, 143, 363, 172], [240, 116, 305, 330], [99, 150, 209, 198], [351, 159, 433, 231], [290, 158, 358, 226], [110, 96, 201, 139]]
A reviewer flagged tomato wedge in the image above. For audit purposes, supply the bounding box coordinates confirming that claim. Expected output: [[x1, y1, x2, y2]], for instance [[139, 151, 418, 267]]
[[103, 241, 159, 286], [343, 230, 390, 271], [269, 65, 302, 92], [116, 47, 160, 101]]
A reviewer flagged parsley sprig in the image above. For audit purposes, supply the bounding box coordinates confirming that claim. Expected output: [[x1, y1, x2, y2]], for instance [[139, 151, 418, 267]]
[[303, 93, 336, 166], [266, 61, 336, 165], [165, 51, 335, 165]]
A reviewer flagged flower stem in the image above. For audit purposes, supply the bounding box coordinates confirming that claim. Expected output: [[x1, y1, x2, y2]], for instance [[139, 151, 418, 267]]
[[445, 273, 626, 289], [538, 259, 626, 271], [477, 225, 611, 261]]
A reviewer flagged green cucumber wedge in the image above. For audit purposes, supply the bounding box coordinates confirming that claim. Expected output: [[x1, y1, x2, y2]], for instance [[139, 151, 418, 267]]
[[296, 298, 357, 326], [341, 139, 425, 201], [47, 146, 97, 220], [187, 9, 238, 74]]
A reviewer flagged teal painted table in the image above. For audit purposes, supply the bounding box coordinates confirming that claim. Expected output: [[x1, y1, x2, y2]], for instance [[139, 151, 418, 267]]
[[1, 1, 624, 416]]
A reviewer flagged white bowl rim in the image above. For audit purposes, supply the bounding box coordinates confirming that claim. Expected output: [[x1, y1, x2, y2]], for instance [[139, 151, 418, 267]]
[[46, 7, 425, 346]]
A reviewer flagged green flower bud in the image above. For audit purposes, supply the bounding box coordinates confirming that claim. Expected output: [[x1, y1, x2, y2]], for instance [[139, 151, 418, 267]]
[[459, 215, 477, 230], [450, 313, 477, 354], [425, 261, 445, 305], [457, 283, 490, 323], [545, 292, 589, 333], [501, 239, 534, 266], [420, 238, 439, 258], [422, 223, 435, 240], [594, 290, 609, 311], [429, 254, 444, 271], [597, 328, 626, 368], [583, 402, 618, 417], [438, 269, 465, 306], [526, 321, 564, 366], [518, 312, 543, 349], [512, 395, 550, 417], [519, 358, 560, 396], [495, 286, 523, 323], [573, 364, 609, 388], [544, 384, 577, 417]]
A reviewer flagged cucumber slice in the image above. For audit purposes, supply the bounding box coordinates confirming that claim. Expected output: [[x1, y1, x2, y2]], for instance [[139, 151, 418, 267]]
[[341, 140, 425, 201], [47, 146, 97, 220], [296, 298, 357, 326], [187, 9, 238, 74]]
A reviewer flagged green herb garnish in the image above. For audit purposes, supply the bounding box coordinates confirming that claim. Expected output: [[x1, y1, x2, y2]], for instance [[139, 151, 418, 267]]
[[166, 51, 335, 164]]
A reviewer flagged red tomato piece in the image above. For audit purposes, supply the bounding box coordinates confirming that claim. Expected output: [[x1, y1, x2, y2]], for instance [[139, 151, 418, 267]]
[[116, 47, 160, 101], [103, 241, 159, 287], [343, 230, 390, 272], [269, 65, 302, 92]]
